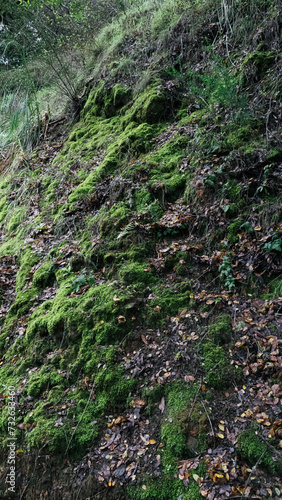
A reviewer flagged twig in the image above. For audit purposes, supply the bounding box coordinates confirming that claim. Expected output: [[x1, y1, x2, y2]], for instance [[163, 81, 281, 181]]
[[200, 400, 215, 448], [65, 372, 97, 456], [240, 449, 266, 500]]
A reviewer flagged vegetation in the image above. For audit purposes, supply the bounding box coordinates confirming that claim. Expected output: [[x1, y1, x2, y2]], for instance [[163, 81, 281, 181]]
[[0, 0, 282, 498]]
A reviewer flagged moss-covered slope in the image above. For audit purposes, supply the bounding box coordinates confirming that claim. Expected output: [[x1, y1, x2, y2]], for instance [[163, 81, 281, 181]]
[[0, 1, 282, 499]]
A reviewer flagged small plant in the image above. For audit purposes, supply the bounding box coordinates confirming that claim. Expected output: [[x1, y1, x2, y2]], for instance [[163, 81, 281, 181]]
[[263, 233, 282, 253], [219, 254, 235, 290], [255, 164, 273, 196], [240, 221, 254, 233], [71, 268, 95, 292], [204, 172, 216, 186]]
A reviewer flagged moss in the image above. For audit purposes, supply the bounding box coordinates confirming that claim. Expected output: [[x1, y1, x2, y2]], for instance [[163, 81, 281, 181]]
[[160, 381, 207, 476], [224, 117, 263, 151], [119, 261, 158, 287], [6, 205, 27, 233], [94, 364, 136, 410], [224, 179, 242, 202], [135, 189, 152, 211], [241, 47, 276, 80], [82, 81, 131, 119], [68, 171, 97, 204], [16, 247, 40, 291], [32, 261, 55, 289], [9, 288, 39, 319], [227, 219, 243, 244], [41, 178, 60, 206], [146, 284, 190, 326], [124, 78, 171, 125], [147, 135, 189, 170], [203, 343, 229, 389], [26, 367, 68, 397], [237, 428, 282, 475], [127, 470, 204, 499], [99, 202, 130, 237], [67, 120, 159, 205], [208, 313, 232, 345], [178, 108, 208, 125]]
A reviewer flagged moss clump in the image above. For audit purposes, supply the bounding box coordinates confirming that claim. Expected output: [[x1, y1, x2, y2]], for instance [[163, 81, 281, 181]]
[[125, 78, 170, 124], [161, 382, 204, 467], [146, 284, 190, 326], [82, 81, 131, 119], [6, 206, 27, 233], [119, 261, 158, 287], [32, 261, 55, 289], [237, 429, 282, 475], [67, 120, 159, 204], [26, 367, 67, 397], [127, 471, 204, 500], [208, 313, 232, 345], [203, 343, 229, 389], [227, 218, 243, 244], [94, 364, 136, 410], [241, 46, 276, 80], [16, 247, 39, 291], [224, 179, 242, 202]]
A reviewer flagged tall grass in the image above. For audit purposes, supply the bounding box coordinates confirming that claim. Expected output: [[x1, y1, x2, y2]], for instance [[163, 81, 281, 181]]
[[0, 89, 40, 152]]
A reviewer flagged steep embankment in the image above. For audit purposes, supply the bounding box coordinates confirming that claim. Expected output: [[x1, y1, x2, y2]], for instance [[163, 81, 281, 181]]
[[0, 1, 282, 499]]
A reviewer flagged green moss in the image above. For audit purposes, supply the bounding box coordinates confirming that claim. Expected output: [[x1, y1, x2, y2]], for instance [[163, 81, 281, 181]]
[[224, 179, 242, 202], [146, 284, 190, 326], [26, 367, 67, 397], [225, 117, 263, 151], [68, 120, 159, 204], [119, 261, 158, 287], [16, 247, 39, 291], [9, 288, 38, 319], [94, 364, 136, 410], [127, 471, 204, 499], [32, 261, 55, 289], [147, 135, 189, 170], [237, 428, 282, 475], [135, 189, 152, 211], [208, 313, 232, 345], [203, 343, 229, 389], [6, 205, 27, 233], [227, 219, 243, 244], [41, 178, 60, 206], [160, 381, 207, 475], [178, 108, 208, 125], [241, 47, 276, 79], [99, 202, 130, 237], [68, 171, 97, 204], [125, 78, 170, 125], [82, 81, 131, 119]]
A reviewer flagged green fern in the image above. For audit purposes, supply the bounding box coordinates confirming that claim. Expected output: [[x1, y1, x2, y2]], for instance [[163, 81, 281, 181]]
[[117, 220, 138, 240]]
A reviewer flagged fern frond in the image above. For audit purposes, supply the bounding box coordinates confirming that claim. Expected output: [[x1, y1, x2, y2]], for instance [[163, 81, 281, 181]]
[[117, 220, 138, 240]]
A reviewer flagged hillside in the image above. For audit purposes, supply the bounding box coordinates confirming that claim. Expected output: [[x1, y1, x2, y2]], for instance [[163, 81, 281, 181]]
[[0, 1, 282, 499]]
